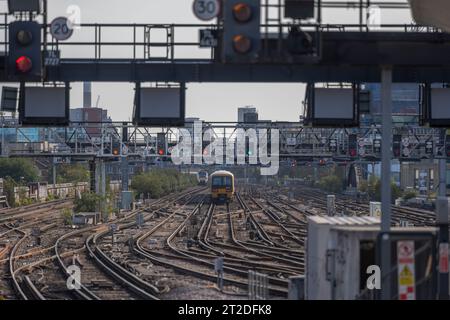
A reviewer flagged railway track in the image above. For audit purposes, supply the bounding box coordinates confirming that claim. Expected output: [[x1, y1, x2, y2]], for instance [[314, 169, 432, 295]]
[[8, 216, 66, 300], [134, 201, 288, 297], [262, 185, 437, 227], [1, 182, 441, 301], [1, 204, 65, 299], [21, 188, 204, 300], [128, 190, 306, 298], [0, 200, 72, 223]]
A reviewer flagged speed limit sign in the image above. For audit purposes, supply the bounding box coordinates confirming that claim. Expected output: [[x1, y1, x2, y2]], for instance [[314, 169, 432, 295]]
[[193, 0, 221, 21], [50, 17, 74, 41]]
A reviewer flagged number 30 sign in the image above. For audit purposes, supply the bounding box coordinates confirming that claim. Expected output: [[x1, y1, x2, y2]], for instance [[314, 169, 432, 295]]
[[193, 0, 221, 21]]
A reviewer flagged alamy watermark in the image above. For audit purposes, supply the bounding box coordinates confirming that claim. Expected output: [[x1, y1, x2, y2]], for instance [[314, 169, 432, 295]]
[[367, 5, 381, 30], [366, 265, 381, 290], [66, 4, 82, 30], [66, 264, 81, 290], [170, 121, 280, 176]]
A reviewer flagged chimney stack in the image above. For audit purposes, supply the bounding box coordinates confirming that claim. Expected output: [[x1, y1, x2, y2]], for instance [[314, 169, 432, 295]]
[[83, 82, 92, 108]]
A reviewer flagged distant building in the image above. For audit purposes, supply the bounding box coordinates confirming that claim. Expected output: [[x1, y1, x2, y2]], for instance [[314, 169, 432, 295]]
[[244, 112, 259, 123], [366, 83, 419, 114], [70, 107, 111, 137], [185, 117, 202, 130], [238, 106, 258, 123], [83, 82, 92, 109], [70, 83, 111, 137], [0, 117, 42, 144], [361, 83, 420, 126]]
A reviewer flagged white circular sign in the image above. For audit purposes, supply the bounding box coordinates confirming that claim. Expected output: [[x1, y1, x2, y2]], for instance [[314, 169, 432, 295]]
[[193, 0, 221, 21], [50, 17, 74, 41]]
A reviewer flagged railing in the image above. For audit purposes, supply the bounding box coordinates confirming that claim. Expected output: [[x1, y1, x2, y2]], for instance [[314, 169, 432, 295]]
[[0, 0, 437, 62]]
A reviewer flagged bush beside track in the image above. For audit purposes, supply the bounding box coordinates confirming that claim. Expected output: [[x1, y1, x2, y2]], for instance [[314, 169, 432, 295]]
[[131, 169, 198, 199]]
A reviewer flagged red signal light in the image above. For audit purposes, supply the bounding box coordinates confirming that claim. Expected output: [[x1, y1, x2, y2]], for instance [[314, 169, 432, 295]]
[[233, 34, 252, 53], [233, 3, 252, 22], [158, 149, 164, 156], [16, 56, 32, 73]]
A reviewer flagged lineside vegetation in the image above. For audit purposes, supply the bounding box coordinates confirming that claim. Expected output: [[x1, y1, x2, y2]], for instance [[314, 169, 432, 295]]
[[131, 169, 198, 199]]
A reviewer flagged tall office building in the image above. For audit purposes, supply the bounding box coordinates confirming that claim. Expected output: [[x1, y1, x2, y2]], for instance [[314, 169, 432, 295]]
[[361, 83, 420, 126], [238, 106, 258, 123], [83, 82, 92, 109]]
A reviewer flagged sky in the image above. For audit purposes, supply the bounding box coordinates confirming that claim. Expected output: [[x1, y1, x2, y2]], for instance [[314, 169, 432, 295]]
[[0, 0, 414, 122]]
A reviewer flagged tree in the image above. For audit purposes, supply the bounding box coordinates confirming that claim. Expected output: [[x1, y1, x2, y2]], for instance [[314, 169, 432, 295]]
[[403, 190, 417, 200], [61, 208, 73, 225], [358, 179, 369, 193], [3, 177, 17, 207], [130, 169, 197, 200], [56, 164, 89, 184], [317, 175, 343, 193], [367, 176, 403, 203], [0, 158, 39, 183], [74, 192, 103, 213]]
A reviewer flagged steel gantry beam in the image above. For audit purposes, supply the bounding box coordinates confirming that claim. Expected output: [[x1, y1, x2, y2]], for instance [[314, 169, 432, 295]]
[[41, 61, 450, 83], [0, 120, 446, 162], [0, 1, 449, 84], [0, 21, 449, 83], [41, 31, 450, 83]]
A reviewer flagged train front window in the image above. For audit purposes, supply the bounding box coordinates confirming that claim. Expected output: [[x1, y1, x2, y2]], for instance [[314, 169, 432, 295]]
[[212, 176, 232, 187], [212, 177, 224, 187]]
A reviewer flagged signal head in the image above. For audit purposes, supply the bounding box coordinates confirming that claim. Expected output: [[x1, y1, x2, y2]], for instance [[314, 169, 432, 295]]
[[233, 35, 252, 54], [16, 56, 33, 73], [233, 3, 252, 22], [16, 30, 33, 46]]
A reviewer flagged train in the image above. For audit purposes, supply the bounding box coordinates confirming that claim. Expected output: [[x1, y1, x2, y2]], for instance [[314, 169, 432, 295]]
[[198, 170, 209, 185], [210, 170, 235, 204]]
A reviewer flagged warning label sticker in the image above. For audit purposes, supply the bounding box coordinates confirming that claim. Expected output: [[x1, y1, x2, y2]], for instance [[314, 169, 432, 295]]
[[397, 241, 416, 300]]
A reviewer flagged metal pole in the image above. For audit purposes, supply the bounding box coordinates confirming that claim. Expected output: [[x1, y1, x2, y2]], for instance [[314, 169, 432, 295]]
[[318, 0, 322, 24], [101, 160, 107, 220], [121, 157, 129, 192], [1, 121, 4, 156], [437, 158, 449, 299], [121, 156, 129, 210], [359, 0, 364, 31], [75, 128, 78, 154], [95, 160, 100, 194], [52, 160, 56, 185], [380, 66, 392, 300], [43, 0, 48, 49], [101, 161, 106, 197]]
